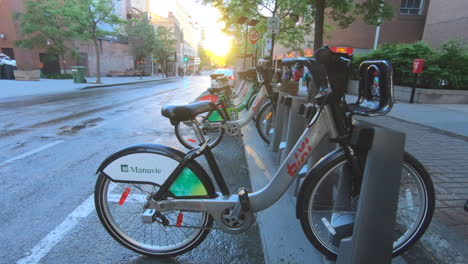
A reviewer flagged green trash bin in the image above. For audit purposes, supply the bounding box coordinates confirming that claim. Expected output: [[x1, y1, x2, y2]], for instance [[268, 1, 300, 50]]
[[71, 66, 87, 83]]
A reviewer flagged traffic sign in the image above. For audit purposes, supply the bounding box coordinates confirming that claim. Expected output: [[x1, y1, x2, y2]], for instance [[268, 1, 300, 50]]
[[267, 17, 280, 34], [249, 30, 260, 45]]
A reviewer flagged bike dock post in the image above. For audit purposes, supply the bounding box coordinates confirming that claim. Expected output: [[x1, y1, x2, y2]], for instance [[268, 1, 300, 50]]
[[268, 92, 289, 153], [280, 96, 308, 162], [335, 126, 406, 264]]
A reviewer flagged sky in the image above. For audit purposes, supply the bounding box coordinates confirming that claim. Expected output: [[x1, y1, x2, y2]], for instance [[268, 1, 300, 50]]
[[149, 0, 231, 56]]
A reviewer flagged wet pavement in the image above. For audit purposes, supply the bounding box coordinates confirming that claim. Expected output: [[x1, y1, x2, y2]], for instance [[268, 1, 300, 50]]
[[0, 77, 264, 263]]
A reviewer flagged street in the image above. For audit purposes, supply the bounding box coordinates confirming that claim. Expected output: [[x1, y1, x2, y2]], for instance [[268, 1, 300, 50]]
[[0, 77, 264, 264]]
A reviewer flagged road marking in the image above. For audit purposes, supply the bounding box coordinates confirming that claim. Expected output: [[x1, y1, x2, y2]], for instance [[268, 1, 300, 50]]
[[0, 140, 64, 167], [16, 195, 95, 264]]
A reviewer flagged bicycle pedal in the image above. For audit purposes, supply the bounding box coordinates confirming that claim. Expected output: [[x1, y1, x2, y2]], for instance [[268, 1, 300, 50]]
[[238, 187, 250, 212], [141, 209, 156, 224]]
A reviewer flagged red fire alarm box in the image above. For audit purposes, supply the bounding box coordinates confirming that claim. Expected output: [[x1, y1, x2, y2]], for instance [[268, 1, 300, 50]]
[[412, 59, 424, 74]]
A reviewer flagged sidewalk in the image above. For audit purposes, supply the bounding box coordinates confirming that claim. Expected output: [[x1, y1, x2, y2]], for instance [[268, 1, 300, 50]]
[[0, 75, 173, 100], [346, 95, 468, 137], [243, 96, 468, 263], [348, 95, 468, 263]]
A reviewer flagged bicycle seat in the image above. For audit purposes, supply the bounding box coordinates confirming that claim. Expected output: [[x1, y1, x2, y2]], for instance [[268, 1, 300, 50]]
[[161, 101, 216, 125]]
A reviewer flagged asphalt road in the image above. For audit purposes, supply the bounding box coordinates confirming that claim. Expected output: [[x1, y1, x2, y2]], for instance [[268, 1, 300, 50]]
[[0, 77, 264, 264]]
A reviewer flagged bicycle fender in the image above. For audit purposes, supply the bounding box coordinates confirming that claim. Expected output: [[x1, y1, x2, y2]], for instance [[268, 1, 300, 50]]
[[296, 148, 345, 219], [96, 143, 187, 185]]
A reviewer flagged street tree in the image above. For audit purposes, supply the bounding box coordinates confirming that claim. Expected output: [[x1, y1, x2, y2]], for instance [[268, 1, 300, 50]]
[[15, 0, 75, 73], [125, 14, 156, 77], [204, 0, 314, 60], [205, 0, 393, 57], [153, 27, 177, 77], [64, 0, 124, 83]]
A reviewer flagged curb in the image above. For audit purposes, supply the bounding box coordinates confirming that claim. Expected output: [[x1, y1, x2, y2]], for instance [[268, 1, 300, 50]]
[[79, 77, 180, 90]]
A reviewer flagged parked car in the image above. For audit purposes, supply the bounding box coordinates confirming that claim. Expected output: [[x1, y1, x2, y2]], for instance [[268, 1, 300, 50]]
[[211, 68, 235, 86]]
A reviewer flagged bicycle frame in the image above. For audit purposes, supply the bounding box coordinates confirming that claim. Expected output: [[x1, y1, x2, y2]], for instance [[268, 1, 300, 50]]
[[204, 84, 269, 129], [153, 103, 340, 232]]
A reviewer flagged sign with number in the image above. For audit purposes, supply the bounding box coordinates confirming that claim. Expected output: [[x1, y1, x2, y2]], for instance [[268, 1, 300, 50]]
[[267, 17, 280, 34], [249, 30, 260, 45], [412, 59, 424, 74]]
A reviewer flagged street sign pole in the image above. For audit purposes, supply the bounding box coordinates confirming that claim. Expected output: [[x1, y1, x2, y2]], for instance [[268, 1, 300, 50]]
[[244, 25, 248, 70], [255, 44, 258, 67], [267, 17, 280, 66], [249, 30, 260, 67], [410, 73, 418, 104]]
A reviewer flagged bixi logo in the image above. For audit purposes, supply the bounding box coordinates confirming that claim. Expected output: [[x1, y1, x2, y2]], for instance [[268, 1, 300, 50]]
[[121, 164, 129, 172], [120, 164, 162, 174]]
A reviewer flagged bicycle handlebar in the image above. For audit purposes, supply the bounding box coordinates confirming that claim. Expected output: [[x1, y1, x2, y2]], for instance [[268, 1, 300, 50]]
[[282, 46, 350, 101]]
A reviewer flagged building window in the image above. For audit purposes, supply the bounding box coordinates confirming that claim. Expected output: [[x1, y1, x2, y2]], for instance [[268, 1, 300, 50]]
[[400, 0, 424, 15]]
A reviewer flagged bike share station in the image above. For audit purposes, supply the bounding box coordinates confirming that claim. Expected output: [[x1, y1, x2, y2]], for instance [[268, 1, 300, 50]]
[[241, 58, 407, 263], [94, 48, 431, 263]]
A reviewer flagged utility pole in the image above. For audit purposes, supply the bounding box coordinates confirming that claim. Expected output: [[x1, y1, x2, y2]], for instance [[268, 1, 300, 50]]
[[373, 0, 385, 50]]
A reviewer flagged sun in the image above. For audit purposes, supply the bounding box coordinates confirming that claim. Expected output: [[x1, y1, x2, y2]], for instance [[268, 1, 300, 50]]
[[204, 32, 232, 57]]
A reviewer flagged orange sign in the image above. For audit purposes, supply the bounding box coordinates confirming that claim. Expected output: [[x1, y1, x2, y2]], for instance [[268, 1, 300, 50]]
[[249, 30, 260, 45], [304, 48, 313, 57], [330, 47, 354, 54]]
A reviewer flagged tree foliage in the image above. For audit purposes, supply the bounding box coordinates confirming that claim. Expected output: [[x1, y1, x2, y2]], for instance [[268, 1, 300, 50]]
[[352, 41, 468, 90], [15, 0, 75, 72], [204, 0, 314, 55], [125, 14, 156, 61], [204, 0, 394, 57], [153, 27, 177, 75], [63, 0, 124, 83]]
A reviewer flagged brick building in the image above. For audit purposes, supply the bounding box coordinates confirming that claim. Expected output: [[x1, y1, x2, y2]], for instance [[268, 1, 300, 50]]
[[274, 0, 468, 58], [0, 0, 134, 76], [325, 0, 428, 53]]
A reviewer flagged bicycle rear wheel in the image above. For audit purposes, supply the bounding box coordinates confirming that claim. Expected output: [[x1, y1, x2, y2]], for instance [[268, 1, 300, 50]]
[[299, 152, 435, 259]]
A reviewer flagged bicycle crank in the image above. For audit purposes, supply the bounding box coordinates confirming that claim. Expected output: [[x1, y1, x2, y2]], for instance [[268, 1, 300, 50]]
[[223, 122, 242, 136]]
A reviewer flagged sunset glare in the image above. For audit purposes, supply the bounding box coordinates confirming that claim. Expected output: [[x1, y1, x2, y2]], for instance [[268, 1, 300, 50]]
[[150, 0, 231, 57]]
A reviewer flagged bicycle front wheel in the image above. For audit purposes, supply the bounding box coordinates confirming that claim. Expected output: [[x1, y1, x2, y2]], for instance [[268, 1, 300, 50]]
[[174, 113, 224, 149], [95, 166, 214, 257], [299, 152, 435, 259]]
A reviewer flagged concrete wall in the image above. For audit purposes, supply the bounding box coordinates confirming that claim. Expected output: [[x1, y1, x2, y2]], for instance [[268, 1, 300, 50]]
[[422, 0, 468, 48], [325, 0, 428, 49], [348, 80, 468, 104], [73, 40, 134, 77]]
